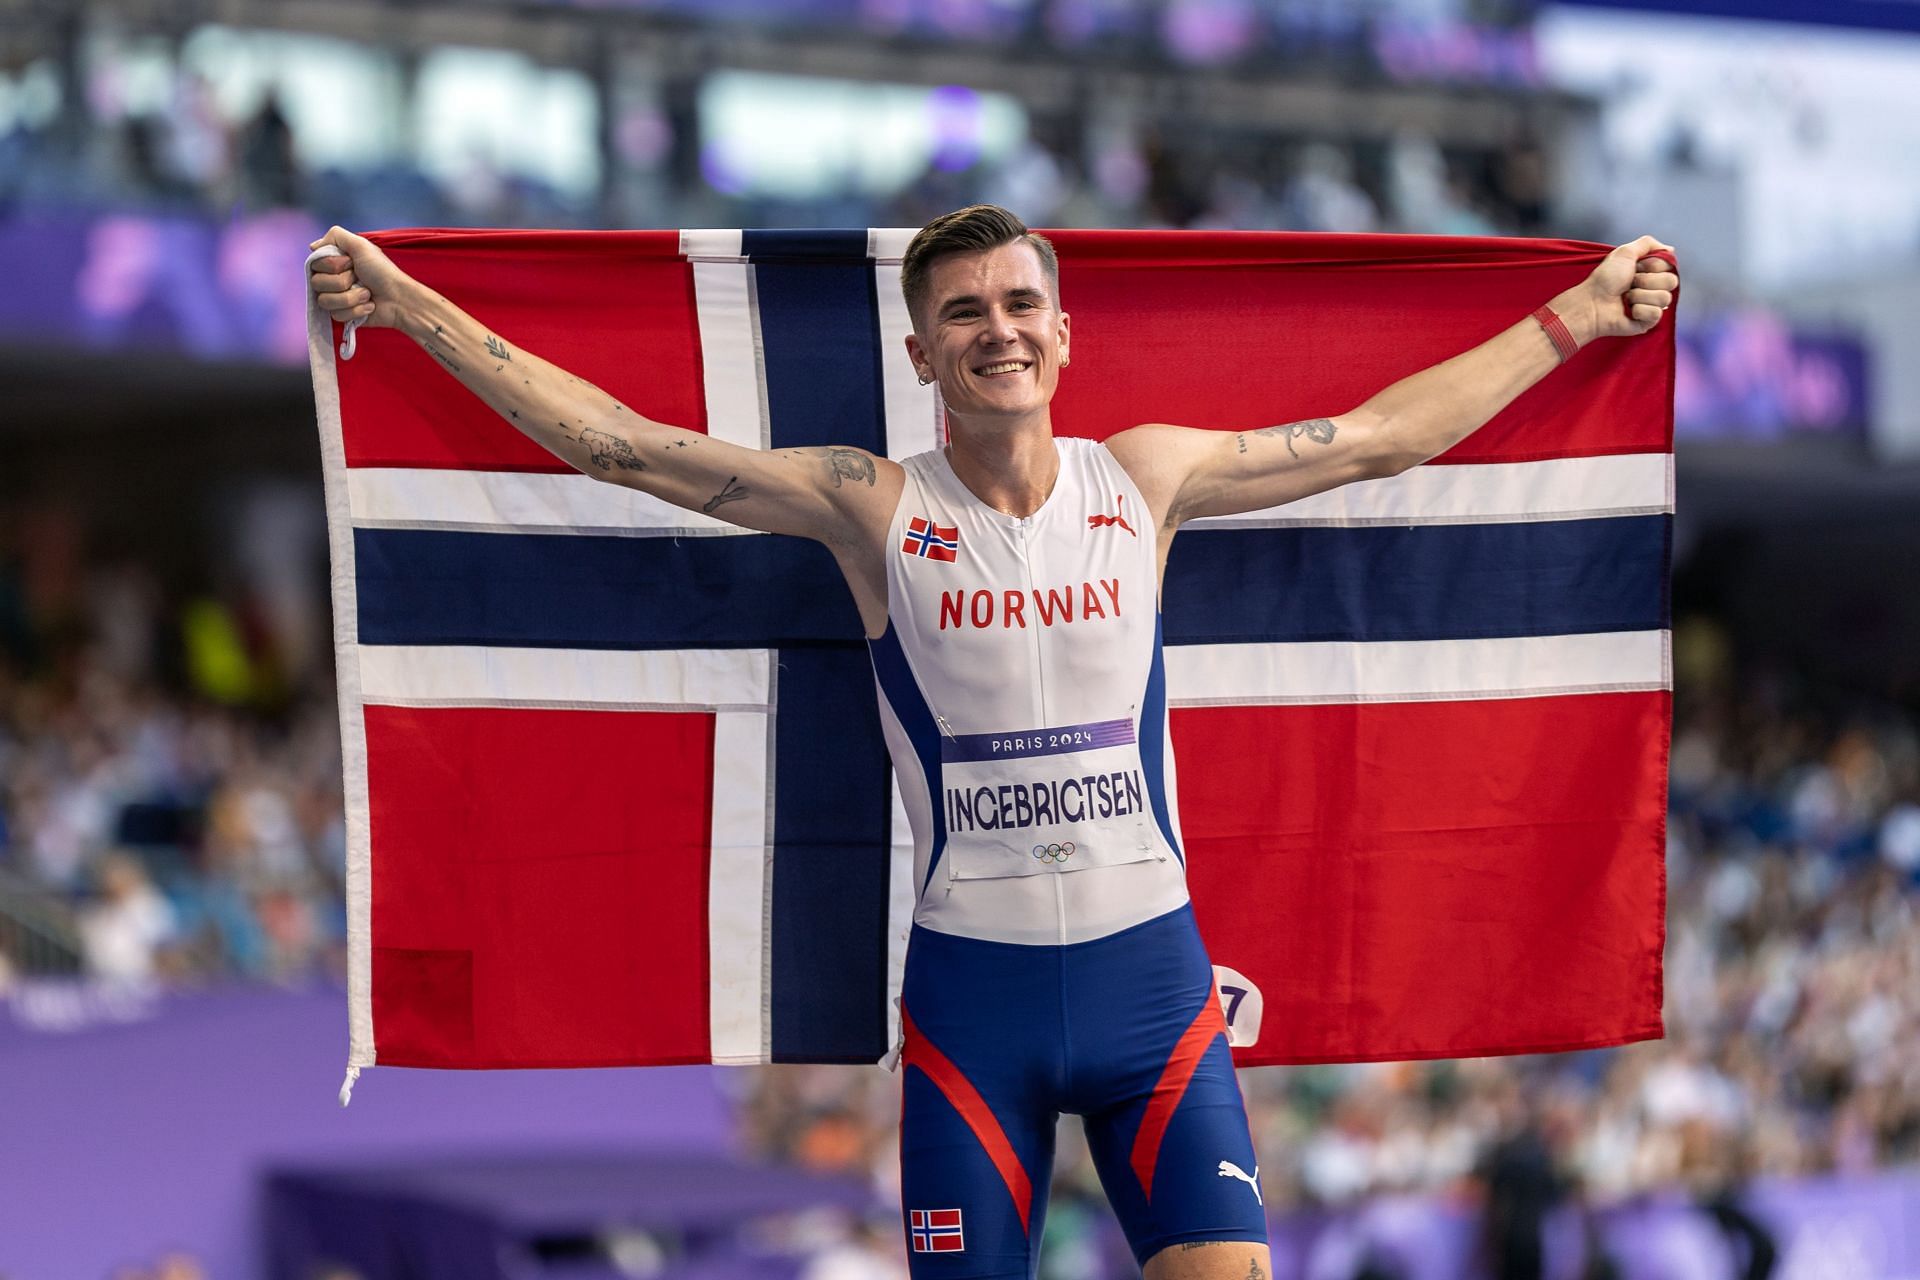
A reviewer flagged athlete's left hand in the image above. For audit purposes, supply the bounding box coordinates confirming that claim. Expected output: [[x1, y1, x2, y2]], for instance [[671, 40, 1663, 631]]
[[1553, 235, 1680, 345]]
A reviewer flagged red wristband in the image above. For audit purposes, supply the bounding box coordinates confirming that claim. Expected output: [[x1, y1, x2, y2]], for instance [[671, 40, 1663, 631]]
[[1532, 304, 1579, 363]]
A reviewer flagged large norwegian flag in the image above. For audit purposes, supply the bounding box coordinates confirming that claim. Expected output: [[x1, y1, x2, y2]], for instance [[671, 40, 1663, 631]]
[[309, 228, 1669, 1079]]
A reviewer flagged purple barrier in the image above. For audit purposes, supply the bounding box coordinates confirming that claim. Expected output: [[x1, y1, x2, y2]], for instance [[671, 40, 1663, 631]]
[[264, 1151, 872, 1280], [0, 207, 320, 364], [7, 980, 1915, 1279], [1259, 1172, 1920, 1280], [1673, 312, 1869, 441], [0, 981, 733, 1280]]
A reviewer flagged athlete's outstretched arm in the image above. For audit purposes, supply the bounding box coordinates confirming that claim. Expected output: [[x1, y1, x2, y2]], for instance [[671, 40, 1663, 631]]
[[307, 226, 897, 542], [1109, 235, 1677, 530]]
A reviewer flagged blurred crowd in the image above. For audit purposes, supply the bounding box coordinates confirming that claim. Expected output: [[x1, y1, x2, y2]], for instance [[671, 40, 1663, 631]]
[[0, 545, 346, 991], [0, 33, 1568, 244], [889, 122, 1564, 243], [0, 72, 306, 218], [733, 620, 1920, 1276]]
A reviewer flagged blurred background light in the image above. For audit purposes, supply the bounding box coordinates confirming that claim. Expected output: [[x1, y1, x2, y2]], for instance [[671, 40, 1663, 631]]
[[414, 47, 601, 200], [697, 71, 1024, 199]]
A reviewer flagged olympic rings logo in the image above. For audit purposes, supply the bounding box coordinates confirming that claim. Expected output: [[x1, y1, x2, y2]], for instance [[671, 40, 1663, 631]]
[[1032, 842, 1076, 863]]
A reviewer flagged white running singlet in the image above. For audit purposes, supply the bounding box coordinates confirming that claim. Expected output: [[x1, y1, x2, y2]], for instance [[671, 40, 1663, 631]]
[[866, 436, 1190, 945]]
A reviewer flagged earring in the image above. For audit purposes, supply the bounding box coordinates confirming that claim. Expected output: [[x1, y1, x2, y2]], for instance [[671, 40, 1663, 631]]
[[918, 372, 932, 386]]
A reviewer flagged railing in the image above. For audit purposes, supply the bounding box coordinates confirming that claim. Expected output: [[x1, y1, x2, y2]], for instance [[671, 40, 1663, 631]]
[[0, 867, 84, 975]]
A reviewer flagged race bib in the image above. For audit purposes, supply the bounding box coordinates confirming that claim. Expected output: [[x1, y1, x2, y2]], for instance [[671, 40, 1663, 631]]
[[938, 717, 1162, 880]]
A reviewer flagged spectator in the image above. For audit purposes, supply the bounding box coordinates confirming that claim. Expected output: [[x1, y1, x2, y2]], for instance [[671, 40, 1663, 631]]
[[1474, 1083, 1564, 1280], [238, 92, 301, 210], [76, 851, 175, 981], [1279, 142, 1381, 233]]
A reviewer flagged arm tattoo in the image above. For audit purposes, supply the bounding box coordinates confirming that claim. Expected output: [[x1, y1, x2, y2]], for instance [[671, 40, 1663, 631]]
[[702, 475, 748, 513], [824, 447, 876, 488], [580, 426, 647, 472], [485, 335, 511, 361], [1235, 433, 1247, 454], [1252, 416, 1337, 459], [423, 342, 461, 374]]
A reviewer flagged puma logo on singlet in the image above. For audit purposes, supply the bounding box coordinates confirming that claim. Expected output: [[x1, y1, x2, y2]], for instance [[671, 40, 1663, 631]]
[[1217, 1160, 1263, 1205], [938, 580, 1121, 630], [1087, 494, 1137, 537]]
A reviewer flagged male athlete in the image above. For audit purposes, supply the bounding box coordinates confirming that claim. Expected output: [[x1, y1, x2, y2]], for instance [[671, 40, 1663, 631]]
[[309, 206, 1676, 1279]]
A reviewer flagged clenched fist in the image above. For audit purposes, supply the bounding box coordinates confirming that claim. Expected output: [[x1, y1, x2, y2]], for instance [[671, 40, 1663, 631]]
[[307, 226, 419, 332], [1551, 235, 1680, 347]]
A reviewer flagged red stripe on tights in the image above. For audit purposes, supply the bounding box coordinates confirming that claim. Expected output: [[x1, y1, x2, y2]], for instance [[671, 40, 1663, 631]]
[[901, 1004, 1034, 1234], [1130, 993, 1228, 1202]]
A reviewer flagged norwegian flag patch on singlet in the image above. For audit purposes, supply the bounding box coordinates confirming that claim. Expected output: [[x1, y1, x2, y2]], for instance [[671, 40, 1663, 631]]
[[901, 516, 960, 562]]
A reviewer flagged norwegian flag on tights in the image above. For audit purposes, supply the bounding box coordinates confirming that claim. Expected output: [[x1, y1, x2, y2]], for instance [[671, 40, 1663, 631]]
[[308, 228, 1670, 1079], [909, 1209, 965, 1253]]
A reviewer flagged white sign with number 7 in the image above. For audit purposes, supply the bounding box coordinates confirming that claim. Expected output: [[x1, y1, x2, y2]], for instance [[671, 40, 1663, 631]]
[[1212, 965, 1264, 1048]]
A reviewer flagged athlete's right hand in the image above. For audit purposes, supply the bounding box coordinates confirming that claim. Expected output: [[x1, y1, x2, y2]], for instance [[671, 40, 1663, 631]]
[[307, 225, 413, 331]]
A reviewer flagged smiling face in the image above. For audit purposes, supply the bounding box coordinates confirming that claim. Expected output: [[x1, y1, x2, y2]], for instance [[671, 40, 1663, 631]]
[[905, 240, 1070, 426]]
